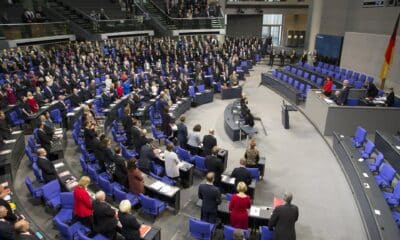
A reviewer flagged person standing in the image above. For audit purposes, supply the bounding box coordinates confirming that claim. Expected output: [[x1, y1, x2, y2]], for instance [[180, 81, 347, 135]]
[[92, 191, 117, 240], [198, 172, 221, 224], [73, 176, 93, 230], [164, 144, 181, 181], [187, 124, 202, 155], [176, 116, 188, 148], [205, 146, 224, 187], [229, 182, 251, 229], [268, 192, 299, 240], [231, 158, 252, 188], [36, 148, 57, 183], [118, 200, 141, 240], [202, 129, 217, 156], [127, 159, 144, 195]]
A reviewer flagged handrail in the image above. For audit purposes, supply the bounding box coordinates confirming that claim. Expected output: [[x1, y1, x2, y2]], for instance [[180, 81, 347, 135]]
[[148, 0, 223, 21], [0, 21, 68, 26]]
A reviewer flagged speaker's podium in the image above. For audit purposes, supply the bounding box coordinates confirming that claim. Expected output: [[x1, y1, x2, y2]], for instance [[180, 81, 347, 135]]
[[281, 100, 297, 129]]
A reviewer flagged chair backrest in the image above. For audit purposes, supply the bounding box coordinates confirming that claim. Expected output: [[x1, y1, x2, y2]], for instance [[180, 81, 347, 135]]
[[60, 192, 74, 210], [98, 175, 113, 196], [346, 98, 359, 106], [223, 225, 249, 240], [25, 176, 37, 197], [380, 163, 396, 182], [139, 194, 157, 214], [226, 193, 232, 201], [246, 168, 260, 180], [50, 109, 61, 122], [87, 165, 98, 183], [353, 127, 367, 144], [77, 230, 91, 240], [189, 218, 213, 240], [393, 182, 400, 197], [42, 180, 61, 201], [363, 140, 375, 155], [113, 186, 127, 204], [316, 78, 323, 86], [54, 217, 73, 240], [374, 152, 384, 166], [25, 146, 37, 163], [79, 155, 88, 173], [197, 84, 205, 93], [32, 163, 44, 183], [189, 86, 195, 97], [176, 146, 191, 162], [194, 155, 207, 171]]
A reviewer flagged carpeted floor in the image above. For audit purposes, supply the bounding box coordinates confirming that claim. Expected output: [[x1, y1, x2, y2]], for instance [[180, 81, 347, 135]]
[[13, 61, 367, 240]]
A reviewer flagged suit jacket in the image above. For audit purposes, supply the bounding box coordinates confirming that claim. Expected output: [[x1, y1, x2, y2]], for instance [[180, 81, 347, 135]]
[[0, 198, 17, 223], [119, 212, 141, 240], [205, 155, 223, 186], [84, 127, 97, 152], [139, 144, 156, 172], [202, 134, 217, 156], [176, 122, 188, 147], [0, 119, 11, 140], [231, 167, 252, 187], [387, 91, 395, 107], [198, 183, 221, 214], [0, 220, 14, 240], [93, 200, 117, 235], [70, 94, 81, 108], [268, 203, 299, 240], [113, 154, 128, 187], [36, 156, 58, 183], [37, 128, 51, 153], [338, 86, 350, 105]]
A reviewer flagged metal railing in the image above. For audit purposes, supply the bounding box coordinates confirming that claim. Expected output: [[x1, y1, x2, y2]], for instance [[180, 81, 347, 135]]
[[147, 0, 224, 30], [93, 17, 148, 33], [0, 21, 71, 40]]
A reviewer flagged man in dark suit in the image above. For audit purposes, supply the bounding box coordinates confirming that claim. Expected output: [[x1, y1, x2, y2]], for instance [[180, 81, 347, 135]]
[[269, 192, 299, 240], [0, 111, 11, 141], [70, 88, 82, 108], [37, 122, 52, 155], [335, 80, 350, 106], [365, 81, 379, 99], [176, 116, 188, 148], [198, 172, 221, 224], [231, 158, 252, 188], [202, 129, 217, 156], [113, 146, 128, 188], [139, 138, 158, 174], [205, 146, 224, 187], [386, 87, 395, 107], [15, 219, 36, 240], [0, 206, 14, 240], [36, 148, 58, 183], [93, 191, 117, 239]]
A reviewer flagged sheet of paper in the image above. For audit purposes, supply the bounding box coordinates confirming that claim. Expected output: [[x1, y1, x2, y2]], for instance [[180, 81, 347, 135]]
[[66, 113, 75, 117], [3, 139, 16, 144], [250, 206, 260, 216], [151, 181, 164, 191], [0, 149, 12, 155], [12, 130, 22, 135], [363, 183, 370, 189], [160, 185, 172, 194], [358, 158, 364, 162], [229, 177, 235, 184], [362, 172, 369, 178], [396, 146, 400, 150], [54, 162, 65, 169], [374, 209, 381, 215]]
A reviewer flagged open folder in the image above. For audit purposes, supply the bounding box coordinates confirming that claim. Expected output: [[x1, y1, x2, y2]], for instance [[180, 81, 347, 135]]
[[140, 224, 151, 237]]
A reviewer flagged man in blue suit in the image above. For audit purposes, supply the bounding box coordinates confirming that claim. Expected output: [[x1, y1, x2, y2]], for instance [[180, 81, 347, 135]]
[[198, 172, 221, 223]]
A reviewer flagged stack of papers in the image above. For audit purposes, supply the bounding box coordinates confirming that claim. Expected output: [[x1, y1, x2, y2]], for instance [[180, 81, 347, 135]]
[[4, 139, 16, 144], [250, 206, 260, 216], [160, 185, 172, 194], [151, 181, 164, 191], [0, 149, 12, 155], [12, 131, 22, 135]]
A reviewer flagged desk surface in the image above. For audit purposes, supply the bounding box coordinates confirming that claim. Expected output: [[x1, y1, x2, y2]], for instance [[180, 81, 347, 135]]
[[333, 133, 400, 240], [374, 131, 400, 173], [142, 172, 180, 198]]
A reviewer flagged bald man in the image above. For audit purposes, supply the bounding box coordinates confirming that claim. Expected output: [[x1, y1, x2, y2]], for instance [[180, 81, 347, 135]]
[[92, 191, 117, 239], [0, 206, 14, 240], [15, 219, 35, 240], [36, 148, 57, 183], [202, 129, 217, 156]]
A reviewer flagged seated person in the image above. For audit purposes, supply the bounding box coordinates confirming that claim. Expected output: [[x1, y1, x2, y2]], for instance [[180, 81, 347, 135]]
[[386, 87, 395, 107], [364, 81, 379, 99], [14, 219, 36, 240], [332, 80, 350, 106], [231, 158, 252, 187]]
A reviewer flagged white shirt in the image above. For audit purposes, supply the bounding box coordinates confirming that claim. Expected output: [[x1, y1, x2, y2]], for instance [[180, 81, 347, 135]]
[[164, 150, 180, 178]]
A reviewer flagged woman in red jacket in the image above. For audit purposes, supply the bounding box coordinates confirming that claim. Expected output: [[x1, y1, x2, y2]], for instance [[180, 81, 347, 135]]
[[26, 92, 39, 113], [229, 182, 251, 229], [73, 176, 93, 229], [322, 76, 333, 97]]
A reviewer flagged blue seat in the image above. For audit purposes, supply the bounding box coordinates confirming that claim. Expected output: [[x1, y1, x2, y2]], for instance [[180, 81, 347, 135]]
[[80, 155, 88, 174], [293, 80, 299, 89], [54, 217, 89, 240], [282, 74, 288, 82], [9, 110, 24, 127], [151, 161, 164, 176], [72, 129, 84, 145], [111, 127, 127, 143], [310, 75, 316, 82], [226, 193, 232, 201], [176, 146, 193, 163], [25, 146, 37, 164], [193, 155, 207, 173], [353, 80, 363, 89], [246, 168, 260, 181], [113, 185, 139, 206], [260, 226, 274, 240], [288, 77, 293, 85], [359, 140, 375, 159], [88, 164, 99, 184], [189, 218, 214, 240], [223, 225, 249, 240], [55, 192, 74, 223], [367, 76, 374, 84], [352, 126, 367, 148], [303, 72, 310, 79], [316, 78, 323, 86], [28, 136, 40, 152], [80, 146, 96, 163], [25, 176, 43, 199], [197, 84, 205, 93], [346, 98, 359, 106], [32, 163, 44, 183], [374, 163, 396, 188], [151, 124, 167, 144], [98, 174, 116, 197], [42, 180, 61, 208], [298, 83, 305, 92], [139, 194, 167, 218], [119, 143, 138, 159], [189, 86, 196, 98], [392, 211, 400, 226], [383, 182, 400, 206], [50, 109, 62, 124], [77, 229, 109, 240], [367, 152, 384, 172]]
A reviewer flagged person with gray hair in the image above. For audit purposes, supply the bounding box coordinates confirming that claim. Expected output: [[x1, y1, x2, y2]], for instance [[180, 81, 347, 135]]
[[268, 192, 299, 240], [92, 191, 117, 239], [118, 200, 141, 240]]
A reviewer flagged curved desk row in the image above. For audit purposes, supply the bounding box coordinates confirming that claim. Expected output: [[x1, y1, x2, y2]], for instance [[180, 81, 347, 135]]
[[374, 131, 400, 173], [288, 64, 343, 88], [333, 133, 400, 240], [224, 101, 242, 141], [261, 73, 301, 105]]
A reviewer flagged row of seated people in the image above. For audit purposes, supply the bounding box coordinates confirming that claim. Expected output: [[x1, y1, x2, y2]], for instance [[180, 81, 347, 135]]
[[0, 35, 262, 128], [351, 127, 400, 227]]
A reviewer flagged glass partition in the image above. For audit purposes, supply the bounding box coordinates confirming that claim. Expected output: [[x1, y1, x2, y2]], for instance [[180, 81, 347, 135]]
[[0, 22, 70, 40], [93, 17, 148, 33]]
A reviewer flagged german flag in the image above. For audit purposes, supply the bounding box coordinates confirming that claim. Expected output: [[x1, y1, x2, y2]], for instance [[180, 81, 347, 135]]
[[380, 13, 400, 89]]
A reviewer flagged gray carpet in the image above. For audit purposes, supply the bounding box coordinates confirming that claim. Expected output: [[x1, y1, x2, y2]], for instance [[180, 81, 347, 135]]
[[12, 61, 367, 240]]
